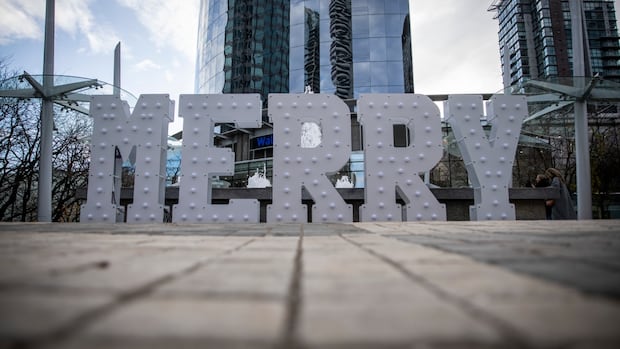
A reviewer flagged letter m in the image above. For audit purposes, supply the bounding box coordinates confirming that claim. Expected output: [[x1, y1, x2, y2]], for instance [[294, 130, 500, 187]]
[[81, 95, 174, 223]]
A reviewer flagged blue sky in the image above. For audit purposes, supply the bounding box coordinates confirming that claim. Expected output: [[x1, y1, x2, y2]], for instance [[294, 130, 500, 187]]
[[0, 0, 199, 133], [2, 0, 618, 134]]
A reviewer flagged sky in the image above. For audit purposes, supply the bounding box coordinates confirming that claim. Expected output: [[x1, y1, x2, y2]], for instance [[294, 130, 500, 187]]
[[1, 0, 618, 135]]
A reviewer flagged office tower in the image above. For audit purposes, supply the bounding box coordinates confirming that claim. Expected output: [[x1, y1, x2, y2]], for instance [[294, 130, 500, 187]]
[[196, 0, 414, 100], [195, 0, 290, 101], [489, 0, 620, 88], [291, 0, 413, 97], [192, 0, 414, 187]]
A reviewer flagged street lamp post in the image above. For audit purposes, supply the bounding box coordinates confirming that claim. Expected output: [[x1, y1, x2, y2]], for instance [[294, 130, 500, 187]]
[[569, 0, 592, 219], [0, 1, 126, 222], [38, 0, 55, 222]]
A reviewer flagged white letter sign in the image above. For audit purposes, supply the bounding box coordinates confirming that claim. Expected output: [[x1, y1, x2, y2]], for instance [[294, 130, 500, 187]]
[[173, 94, 262, 223], [81, 94, 174, 223], [444, 95, 526, 220], [358, 94, 446, 221], [267, 94, 352, 223], [79, 93, 531, 224]]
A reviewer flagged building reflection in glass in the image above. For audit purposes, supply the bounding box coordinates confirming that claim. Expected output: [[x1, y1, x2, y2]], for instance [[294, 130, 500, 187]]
[[192, 0, 415, 187], [196, 0, 290, 102], [290, 0, 413, 98]]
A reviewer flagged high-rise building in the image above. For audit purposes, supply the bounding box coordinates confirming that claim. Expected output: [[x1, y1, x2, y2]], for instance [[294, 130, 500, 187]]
[[196, 0, 414, 100], [195, 0, 291, 101], [489, 0, 620, 88], [193, 0, 414, 186], [289, 0, 413, 98]]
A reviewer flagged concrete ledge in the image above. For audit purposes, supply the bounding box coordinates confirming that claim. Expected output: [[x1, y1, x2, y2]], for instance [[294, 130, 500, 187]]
[[77, 187, 559, 222]]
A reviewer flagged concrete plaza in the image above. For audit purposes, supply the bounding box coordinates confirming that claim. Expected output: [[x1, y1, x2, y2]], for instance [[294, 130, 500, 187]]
[[1, 220, 619, 348]]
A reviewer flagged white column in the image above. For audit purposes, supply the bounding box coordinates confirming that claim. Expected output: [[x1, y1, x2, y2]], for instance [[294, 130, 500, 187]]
[[570, 0, 592, 219], [38, 0, 55, 222]]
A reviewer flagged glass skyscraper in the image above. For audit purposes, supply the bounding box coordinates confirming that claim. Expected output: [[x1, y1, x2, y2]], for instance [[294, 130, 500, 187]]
[[289, 0, 413, 98], [490, 0, 620, 88], [195, 0, 290, 101], [194, 0, 414, 186], [196, 0, 414, 100]]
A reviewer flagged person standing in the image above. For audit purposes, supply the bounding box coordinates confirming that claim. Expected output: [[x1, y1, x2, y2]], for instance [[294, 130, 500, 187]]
[[533, 174, 552, 219], [545, 168, 577, 220]]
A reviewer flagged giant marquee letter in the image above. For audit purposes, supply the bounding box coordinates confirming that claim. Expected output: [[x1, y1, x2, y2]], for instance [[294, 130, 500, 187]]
[[444, 95, 526, 220], [173, 94, 262, 223], [81, 94, 174, 223], [267, 94, 352, 223], [358, 94, 446, 221]]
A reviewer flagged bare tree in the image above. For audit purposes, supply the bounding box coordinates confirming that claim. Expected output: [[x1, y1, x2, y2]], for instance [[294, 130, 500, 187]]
[[590, 105, 620, 218], [0, 59, 91, 221], [51, 109, 92, 221], [0, 61, 41, 221]]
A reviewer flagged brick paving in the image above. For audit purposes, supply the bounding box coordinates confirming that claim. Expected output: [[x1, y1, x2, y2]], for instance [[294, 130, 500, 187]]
[[0, 220, 619, 348]]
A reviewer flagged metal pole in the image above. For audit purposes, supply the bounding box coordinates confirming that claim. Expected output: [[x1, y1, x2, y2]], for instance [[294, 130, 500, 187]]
[[113, 42, 121, 97], [569, 0, 592, 219], [502, 41, 512, 92], [113, 43, 122, 207], [38, 0, 55, 222]]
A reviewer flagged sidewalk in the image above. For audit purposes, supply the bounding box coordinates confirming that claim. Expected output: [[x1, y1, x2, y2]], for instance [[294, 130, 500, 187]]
[[1, 220, 619, 348]]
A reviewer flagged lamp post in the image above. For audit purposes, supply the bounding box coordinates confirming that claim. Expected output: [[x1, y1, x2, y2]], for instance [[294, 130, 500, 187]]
[[569, 0, 592, 219], [0, 0, 106, 221], [38, 0, 55, 222]]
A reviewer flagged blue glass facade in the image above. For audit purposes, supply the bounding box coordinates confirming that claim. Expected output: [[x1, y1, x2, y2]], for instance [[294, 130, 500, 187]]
[[196, 0, 414, 99], [195, 0, 290, 101], [193, 0, 414, 185], [491, 0, 620, 87], [195, 0, 227, 94], [289, 0, 413, 97]]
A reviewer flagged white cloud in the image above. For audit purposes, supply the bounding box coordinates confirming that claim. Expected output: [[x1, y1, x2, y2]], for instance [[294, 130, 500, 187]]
[[411, 0, 503, 94], [55, 0, 91, 37], [135, 59, 161, 71], [0, 0, 44, 44], [83, 26, 121, 55], [0, 0, 119, 54], [56, 0, 120, 54], [115, 0, 199, 60], [165, 69, 175, 82]]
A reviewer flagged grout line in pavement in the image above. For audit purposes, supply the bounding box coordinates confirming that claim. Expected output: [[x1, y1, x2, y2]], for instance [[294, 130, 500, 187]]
[[338, 233, 534, 349], [276, 224, 305, 349], [17, 238, 257, 349]]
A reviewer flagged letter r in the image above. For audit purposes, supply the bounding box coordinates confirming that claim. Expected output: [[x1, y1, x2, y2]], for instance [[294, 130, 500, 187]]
[[267, 94, 352, 223], [358, 94, 446, 221]]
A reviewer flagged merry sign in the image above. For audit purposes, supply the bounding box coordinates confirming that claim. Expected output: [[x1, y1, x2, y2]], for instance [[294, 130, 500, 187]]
[[80, 93, 526, 223]]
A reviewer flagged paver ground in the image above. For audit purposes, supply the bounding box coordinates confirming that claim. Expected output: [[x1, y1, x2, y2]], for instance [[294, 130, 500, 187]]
[[1, 220, 619, 348]]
